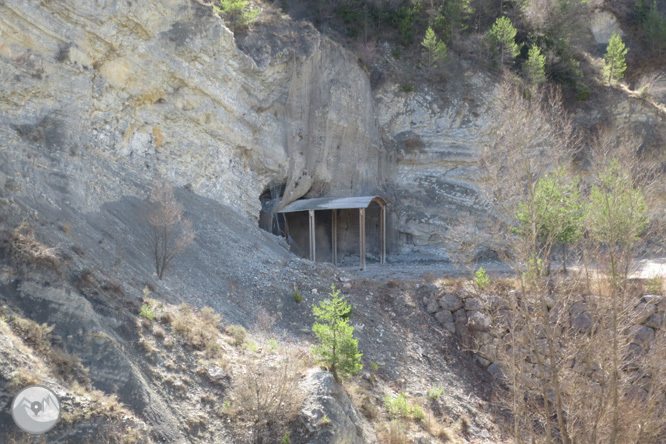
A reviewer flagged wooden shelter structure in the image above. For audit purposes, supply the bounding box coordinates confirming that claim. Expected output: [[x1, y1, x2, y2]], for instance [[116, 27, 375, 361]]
[[278, 196, 387, 270]]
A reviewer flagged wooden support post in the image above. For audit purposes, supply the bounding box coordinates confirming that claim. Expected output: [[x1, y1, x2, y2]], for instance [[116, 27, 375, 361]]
[[380, 204, 386, 265], [332, 209, 338, 265], [309, 209, 316, 262], [359, 208, 366, 270]]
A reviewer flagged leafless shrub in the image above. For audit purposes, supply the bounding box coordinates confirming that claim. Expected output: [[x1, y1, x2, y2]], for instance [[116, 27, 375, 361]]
[[48, 348, 90, 387], [227, 344, 307, 443], [478, 79, 582, 443], [143, 181, 194, 279], [253, 308, 281, 334], [8, 370, 42, 392], [226, 324, 247, 346], [357, 40, 377, 66], [376, 420, 409, 444], [60, 222, 71, 235], [444, 214, 494, 275], [101, 279, 125, 297], [479, 78, 580, 228], [483, 108, 666, 443], [9, 316, 54, 353], [635, 72, 665, 99], [7, 314, 90, 387]]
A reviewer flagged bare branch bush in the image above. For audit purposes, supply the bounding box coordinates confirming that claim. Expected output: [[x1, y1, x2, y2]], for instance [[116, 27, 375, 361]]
[[478, 78, 582, 444], [480, 79, 666, 444], [444, 214, 488, 275], [143, 181, 194, 279], [478, 77, 581, 274], [227, 343, 308, 443]]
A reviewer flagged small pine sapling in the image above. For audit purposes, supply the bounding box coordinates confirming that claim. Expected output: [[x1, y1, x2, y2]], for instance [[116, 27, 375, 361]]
[[311, 285, 362, 381]]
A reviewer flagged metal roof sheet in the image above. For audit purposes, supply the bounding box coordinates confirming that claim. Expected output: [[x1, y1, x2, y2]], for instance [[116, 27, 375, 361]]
[[278, 196, 386, 213]]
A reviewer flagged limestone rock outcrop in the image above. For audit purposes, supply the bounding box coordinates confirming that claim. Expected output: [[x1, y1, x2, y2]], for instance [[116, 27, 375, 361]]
[[300, 369, 378, 444], [0, 0, 387, 221]]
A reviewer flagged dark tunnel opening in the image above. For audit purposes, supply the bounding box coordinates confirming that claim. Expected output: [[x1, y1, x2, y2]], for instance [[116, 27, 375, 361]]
[[258, 182, 287, 237]]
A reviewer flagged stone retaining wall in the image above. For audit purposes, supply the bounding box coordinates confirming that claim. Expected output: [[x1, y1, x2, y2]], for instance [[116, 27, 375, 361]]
[[421, 284, 665, 376]]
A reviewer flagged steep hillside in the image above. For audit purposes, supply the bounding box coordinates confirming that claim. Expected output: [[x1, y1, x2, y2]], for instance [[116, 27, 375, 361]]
[[0, 182, 503, 442], [1, 0, 666, 442], [0, 3, 503, 440]]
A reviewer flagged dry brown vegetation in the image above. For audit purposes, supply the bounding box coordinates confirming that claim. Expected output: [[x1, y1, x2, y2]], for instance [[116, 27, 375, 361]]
[[475, 79, 666, 444], [226, 343, 308, 443], [7, 314, 90, 387], [143, 181, 194, 280], [169, 303, 223, 357], [6, 222, 60, 271]]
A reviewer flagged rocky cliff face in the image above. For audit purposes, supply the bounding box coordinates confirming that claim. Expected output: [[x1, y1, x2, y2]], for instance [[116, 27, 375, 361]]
[[375, 69, 666, 261], [2, 1, 665, 262], [0, 0, 387, 221], [375, 71, 496, 260]]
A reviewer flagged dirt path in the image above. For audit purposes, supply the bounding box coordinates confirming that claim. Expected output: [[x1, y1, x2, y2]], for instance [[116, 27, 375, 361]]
[[630, 257, 666, 279], [339, 257, 666, 283], [338, 260, 512, 282]]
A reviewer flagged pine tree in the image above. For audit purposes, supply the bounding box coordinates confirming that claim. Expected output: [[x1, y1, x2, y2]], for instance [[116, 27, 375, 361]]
[[643, 1, 666, 53], [486, 16, 520, 67], [603, 33, 628, 85], [311, 285, 362, 381], [524, 45, 547, 85], [515, 168, 583, 274], [421, 27, 448, 69]]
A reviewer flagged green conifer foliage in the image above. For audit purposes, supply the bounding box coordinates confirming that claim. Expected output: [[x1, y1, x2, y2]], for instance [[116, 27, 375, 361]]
[[603, 33, 628, 85], [421, 27, 448, 69], [524, 46, 547, 85], [311, 285, 362, 381], [643, 1, 666, 54], [486, 16, 520, 67]]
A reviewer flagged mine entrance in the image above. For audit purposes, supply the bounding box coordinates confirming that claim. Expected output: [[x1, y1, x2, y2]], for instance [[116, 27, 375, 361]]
[[278, 196, 387, 270], [259, 183, 287, 236]]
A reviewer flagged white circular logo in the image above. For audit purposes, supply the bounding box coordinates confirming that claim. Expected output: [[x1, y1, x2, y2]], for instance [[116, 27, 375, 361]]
[[11, 385, 60, 434]]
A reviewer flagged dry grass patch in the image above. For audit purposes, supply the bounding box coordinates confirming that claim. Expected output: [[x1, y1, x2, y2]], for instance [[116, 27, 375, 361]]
[[487, 277, 521, 294], [345, 381, 380, 420], [7, 223, 60, 270], [8, 314, 90, 386], [377, 420, 409, 444], [9, 316, 54, 352], [60, 222, 72, 235], [171, 303, 222, 356], [8, 370, 42, 391], [153, 325, 165, 338]]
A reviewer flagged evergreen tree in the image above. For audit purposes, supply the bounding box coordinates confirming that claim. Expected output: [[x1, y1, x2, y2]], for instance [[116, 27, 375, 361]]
[[643, 1, 666, 53], [603, 33, 628, 85], [515, 168, 583, 273], [486, 16, 520, 67], [524, 45, 547, 85], [421, 27, 448, 69], [432, 0, 473, 41], [586, 159, 649, 255], [311, 285, 362, 381]]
